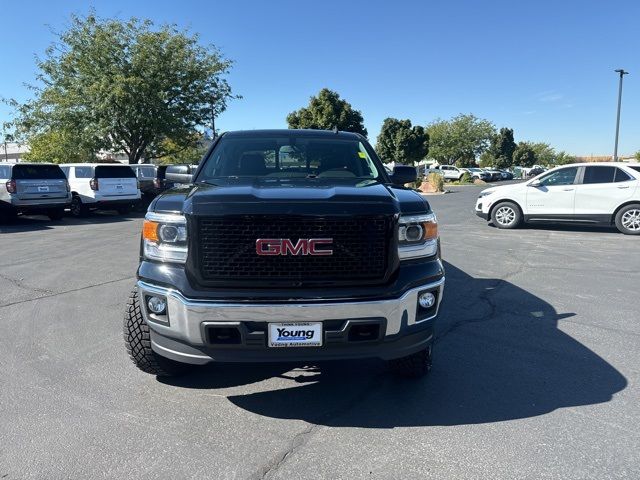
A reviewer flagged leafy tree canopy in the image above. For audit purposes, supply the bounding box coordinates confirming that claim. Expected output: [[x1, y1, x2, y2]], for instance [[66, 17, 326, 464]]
[[287, 89, 367, 136], [513, 142, 537, 167], [9, 13, 237, 163], [22, 129, 96, 164], [375, 118, 428, 165], [159, 133, 211, 165], [426, 114, 495, 165], [554, 151, 577, 165], [485, 127, 517, 169]]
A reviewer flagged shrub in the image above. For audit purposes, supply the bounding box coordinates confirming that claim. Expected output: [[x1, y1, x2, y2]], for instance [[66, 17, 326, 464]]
[[460, 172, 473, 184], [427, 172, 444, 192]]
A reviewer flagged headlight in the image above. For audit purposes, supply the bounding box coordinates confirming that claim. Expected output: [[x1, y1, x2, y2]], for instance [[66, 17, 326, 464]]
[[142, 212, 188, 263], [398, 212, 438, 260], [478, 190, 494, 198]]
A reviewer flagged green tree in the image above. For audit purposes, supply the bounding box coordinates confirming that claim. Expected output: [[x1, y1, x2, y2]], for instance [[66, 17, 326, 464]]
[[513, 142, 537, 167], [22, 129, 96, 163], [634, 151, 640, 161], [375, 118, 428, 165], [10, 13, 237, 163], [160, 133, 211, 165], [529, 142, 556, 166], [287, 88, 367, 136], [554, 151, 577, 165], [485, 127, 517, 169], [426, 114, 495, 165]]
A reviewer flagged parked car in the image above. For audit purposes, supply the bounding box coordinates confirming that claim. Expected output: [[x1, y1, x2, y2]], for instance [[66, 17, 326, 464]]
[[130, 164, 158, 201], [162, 164, 197, 188], [527, 167, 546, 177], [60, 164, 141, 217], [123, 129, 445, 379], [475, 162, 640, 234], [466, 168, 491, 182], [434, 164, 465, 181], [483, 169, 503, 181], [0, 163, 71, 222], [497, 169, 514, 180]]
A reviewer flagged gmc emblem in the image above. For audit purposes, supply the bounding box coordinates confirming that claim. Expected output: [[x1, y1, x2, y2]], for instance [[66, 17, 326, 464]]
[[256, 238, 333, 256]]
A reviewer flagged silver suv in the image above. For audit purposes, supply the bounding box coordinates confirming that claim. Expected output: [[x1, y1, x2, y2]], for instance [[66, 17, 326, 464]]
[[0, 163, 71, 222]]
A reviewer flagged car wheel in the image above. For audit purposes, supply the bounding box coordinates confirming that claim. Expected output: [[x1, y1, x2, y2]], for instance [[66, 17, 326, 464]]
[[0, 208, 18, 224], [615, 204, 640, 235], [389, 345, 433, 378], [491, 201, 522, 229], [70, 196, 89, 217], [123, 287, 192, 377], [47, 208, 65, 221]]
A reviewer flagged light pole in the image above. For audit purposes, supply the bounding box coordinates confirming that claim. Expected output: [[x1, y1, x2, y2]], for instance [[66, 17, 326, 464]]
[[613, 69, 628, 161]]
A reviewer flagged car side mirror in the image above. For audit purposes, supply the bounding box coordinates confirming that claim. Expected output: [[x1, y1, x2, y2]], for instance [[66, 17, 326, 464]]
[[390, 165, 417, 185], [165, 165, 194, 184], [529, 179, 541, 187], [164, 172, 194, 184]]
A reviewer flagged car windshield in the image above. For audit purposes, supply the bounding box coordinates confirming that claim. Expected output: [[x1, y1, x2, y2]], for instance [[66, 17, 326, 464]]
[[198, 135, 381, 182]]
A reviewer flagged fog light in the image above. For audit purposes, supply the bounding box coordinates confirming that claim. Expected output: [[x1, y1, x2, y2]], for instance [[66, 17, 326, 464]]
[[147, 296, 167, 315], [418, 292, 436, 309]]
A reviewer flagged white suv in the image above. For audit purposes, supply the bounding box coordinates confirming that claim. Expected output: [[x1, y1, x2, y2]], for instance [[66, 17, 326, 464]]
[[61, 164, 141, 217], [435, 165, 465, 181], [475, 162, 640, 235]]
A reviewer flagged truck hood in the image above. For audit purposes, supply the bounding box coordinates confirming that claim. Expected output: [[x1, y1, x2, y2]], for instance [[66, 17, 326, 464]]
[[151, 178, 430, 216]]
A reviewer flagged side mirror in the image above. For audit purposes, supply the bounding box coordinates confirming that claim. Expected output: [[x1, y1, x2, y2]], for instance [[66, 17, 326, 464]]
[[165, 165, 194, 184], [529, 179, 541, 187], [390, 165, 417, 185]]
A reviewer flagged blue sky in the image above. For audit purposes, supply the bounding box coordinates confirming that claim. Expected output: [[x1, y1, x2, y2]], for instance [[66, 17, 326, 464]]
[[1, 0, 639, 156]]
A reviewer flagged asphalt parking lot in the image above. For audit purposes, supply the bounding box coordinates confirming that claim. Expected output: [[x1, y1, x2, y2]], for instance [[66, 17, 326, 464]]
[[1, 184, 638, 479]]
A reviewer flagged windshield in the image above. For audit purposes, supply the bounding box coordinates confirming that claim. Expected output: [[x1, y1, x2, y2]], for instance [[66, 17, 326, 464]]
[[198, 135, 381, 182]]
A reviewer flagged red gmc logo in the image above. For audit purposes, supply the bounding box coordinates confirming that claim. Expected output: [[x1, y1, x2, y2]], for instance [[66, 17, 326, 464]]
[[255, 238, 333, 256]]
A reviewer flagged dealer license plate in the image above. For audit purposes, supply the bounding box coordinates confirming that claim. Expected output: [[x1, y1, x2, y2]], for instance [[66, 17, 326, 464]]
[[268, 322, 322, 348]]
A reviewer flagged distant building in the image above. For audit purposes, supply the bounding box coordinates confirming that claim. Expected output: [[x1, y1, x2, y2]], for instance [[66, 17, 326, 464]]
[[0, 143, 29, 163]]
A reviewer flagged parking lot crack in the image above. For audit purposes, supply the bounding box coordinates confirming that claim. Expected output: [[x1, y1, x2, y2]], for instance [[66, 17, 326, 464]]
[[0, 272, 55, 296], [254, 373, 386, 479], [0, 275, 135, 309]]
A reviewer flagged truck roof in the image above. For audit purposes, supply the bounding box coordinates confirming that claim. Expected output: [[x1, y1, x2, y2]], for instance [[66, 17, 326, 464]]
[[222, 129, 364, 140]]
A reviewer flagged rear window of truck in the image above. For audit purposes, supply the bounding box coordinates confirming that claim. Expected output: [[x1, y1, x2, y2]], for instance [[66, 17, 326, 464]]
[[95, 166, 136, 178], [12, 164, 66, 180]]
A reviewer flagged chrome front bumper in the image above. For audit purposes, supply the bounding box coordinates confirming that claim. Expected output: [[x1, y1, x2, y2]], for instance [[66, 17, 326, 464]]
[[137, 278, 445, 364]]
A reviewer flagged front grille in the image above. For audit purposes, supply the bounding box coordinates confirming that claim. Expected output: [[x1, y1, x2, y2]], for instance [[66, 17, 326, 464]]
[[196, 215, 391, 285]]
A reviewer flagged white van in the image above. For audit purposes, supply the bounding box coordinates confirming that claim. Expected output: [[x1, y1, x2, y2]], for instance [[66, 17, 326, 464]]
[[60, 164, 140, 217]]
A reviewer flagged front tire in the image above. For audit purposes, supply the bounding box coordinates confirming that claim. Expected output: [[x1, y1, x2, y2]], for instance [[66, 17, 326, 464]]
[[491, 201, 522, 229], [389, 345, 433, 378], [615, 204, 640, 235], [123, 287, 191, 377]]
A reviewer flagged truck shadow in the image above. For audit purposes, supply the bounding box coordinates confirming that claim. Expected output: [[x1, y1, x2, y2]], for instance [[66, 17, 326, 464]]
[[163, 262, 627, 427]]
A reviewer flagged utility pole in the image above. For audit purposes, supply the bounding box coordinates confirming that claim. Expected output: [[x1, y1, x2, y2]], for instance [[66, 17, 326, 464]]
[[613, 69, 629, 161]]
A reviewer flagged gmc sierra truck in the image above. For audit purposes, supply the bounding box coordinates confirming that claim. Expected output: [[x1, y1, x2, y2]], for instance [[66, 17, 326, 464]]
[[123, 129, 445, 378]]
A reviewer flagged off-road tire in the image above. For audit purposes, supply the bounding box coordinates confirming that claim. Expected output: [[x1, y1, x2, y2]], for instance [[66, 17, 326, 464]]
[[70, 196, 89, 217], [614, 204, 640, 235], [490, 201, 523, 229], [389, 345, 433, 378], [123, 287, 191, 377], [47, 208, 65, 221]]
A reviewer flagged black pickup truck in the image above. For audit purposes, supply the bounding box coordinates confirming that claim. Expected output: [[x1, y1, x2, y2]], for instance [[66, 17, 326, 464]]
[[123, 129, 445, 378]]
